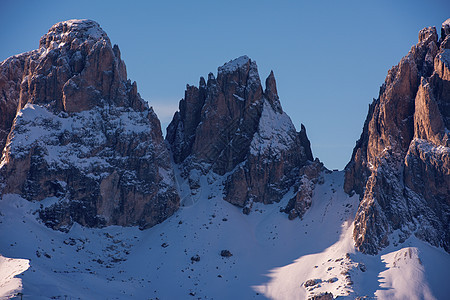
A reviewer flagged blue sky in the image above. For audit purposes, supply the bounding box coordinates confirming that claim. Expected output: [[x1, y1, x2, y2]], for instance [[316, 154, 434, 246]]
[[1, 0, 449, 169]]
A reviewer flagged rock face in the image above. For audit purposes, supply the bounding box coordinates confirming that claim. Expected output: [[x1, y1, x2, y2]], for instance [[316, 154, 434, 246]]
[[167, 56, 319, 215], [345, 21, 450, 254], [0, 19, 179, 230]]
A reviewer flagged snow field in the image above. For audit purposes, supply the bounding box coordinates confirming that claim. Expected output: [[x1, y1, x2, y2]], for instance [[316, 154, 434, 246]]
[[0, 171, 449, 299]]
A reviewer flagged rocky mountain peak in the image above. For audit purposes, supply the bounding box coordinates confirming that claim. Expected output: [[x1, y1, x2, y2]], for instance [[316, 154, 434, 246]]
[[217, 55, 251, 74], [264, 70, 282, 113], [3, 18, 145, 115], [39, 19, 109, 51], [207, 72, 215, 82], [418, 26, 437, 44], [214, 55, 263, 108], [345, 21, 450, 254], [0, 17, 143, 149], [0, 20, 179, 231], [199, 76, 206, 88], [167, 56, 320, 215], [265, 70, 277, 96]]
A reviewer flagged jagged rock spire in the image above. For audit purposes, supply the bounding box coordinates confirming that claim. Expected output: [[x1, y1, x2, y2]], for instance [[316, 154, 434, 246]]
[[264, 70, 283, 113], [167, 55, 318, 214]]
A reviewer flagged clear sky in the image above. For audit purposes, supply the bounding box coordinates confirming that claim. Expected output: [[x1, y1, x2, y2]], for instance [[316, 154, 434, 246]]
[[1, 0, 449, 170]]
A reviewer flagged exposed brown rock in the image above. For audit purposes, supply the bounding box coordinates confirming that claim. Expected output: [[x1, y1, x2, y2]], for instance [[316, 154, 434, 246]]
[[345, 21, 450, 254], [167, 56, 316, 214], [0, 19, 179, 230], [0, 53, 28, 153], [304, 279, 321, 288]]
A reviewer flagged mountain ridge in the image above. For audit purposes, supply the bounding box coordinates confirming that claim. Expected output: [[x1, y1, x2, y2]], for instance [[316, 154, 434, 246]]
[[345, 21, 450, 254], [0, 19, 179, 230], [166, 55, 321, 217], [0, 18, 449, 300]]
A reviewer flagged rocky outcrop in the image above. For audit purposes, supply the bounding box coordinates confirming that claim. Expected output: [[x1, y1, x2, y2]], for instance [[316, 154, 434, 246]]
[[167, 56, 319, 215], [0, 19, 179, 230], [309, 292, 333, 300], [0, 53, 27, 153], [345, 21, 450, 254], [283, 161, 324, 220]]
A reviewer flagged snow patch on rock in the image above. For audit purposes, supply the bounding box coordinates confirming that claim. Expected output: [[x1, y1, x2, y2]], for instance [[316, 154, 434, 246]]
[[4, 103, 151, 177], [250, 99, 297, 157], [41, 19, 108, 50], [438, 49, 450, 69], [218, 55, 250, 74]]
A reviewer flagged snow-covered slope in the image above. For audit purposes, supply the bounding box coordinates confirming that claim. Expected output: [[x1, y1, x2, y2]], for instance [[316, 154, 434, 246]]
[[1, 171, 448, 299], [374, 247, 434, 300], [0, 255, 29, 299]]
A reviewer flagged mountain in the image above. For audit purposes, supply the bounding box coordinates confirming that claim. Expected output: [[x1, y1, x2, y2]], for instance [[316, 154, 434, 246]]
[[0, 19, 179, 230], [1, 18, 449, 300], [345, 20, 450, 254], [166, 56, 321, 218], [2, 171, 449, 299]]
